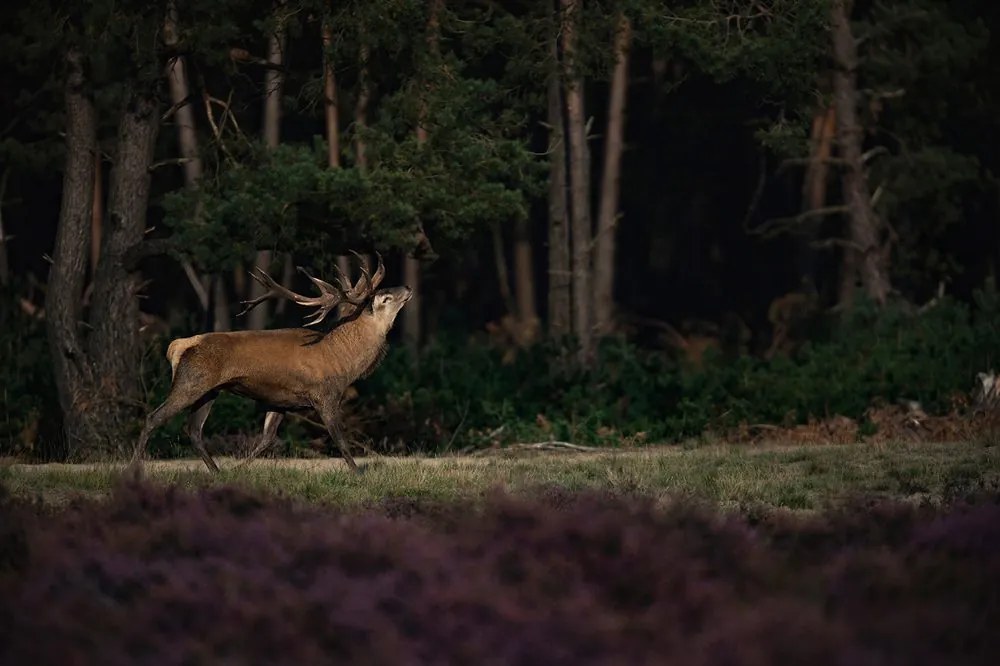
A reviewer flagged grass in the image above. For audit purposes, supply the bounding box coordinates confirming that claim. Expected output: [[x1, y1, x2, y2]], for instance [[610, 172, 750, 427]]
[[4, 439, 999, 510]]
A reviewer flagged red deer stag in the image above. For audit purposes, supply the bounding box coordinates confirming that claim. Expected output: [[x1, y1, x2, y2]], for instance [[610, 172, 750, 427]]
[[132, 252, 411, 472]]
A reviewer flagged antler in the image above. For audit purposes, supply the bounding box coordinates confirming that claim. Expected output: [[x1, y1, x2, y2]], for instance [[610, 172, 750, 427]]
[[238, 252, 385, 326]]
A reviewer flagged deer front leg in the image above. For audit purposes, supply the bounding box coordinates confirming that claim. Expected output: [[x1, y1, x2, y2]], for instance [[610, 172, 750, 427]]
[[186, 394, 219, 473], [313, 399, 358, 472]]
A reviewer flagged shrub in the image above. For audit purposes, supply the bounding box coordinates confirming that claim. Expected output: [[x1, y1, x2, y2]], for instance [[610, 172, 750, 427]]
[[9, 282, 1000, 459], [1, 482, 998, 664], [358, 284, 1000, 450], [0, 286, 58, 459]]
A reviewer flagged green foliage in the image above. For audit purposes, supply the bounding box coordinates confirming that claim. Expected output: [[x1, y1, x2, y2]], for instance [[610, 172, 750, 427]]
[[358, 283, 1000, 451], [0, 288, 56, 458], [858, 1, 990, 294], [636, 0, 829, 95], [162, 0, 546, 272]]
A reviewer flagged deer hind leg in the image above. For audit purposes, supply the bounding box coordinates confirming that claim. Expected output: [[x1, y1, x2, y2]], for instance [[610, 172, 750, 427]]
[[237, 411, 284, 468], [186, 393, 219, 473], [133, 360, 216, 470], [314, 400, 358, 472], [133, 389, 206, 468]]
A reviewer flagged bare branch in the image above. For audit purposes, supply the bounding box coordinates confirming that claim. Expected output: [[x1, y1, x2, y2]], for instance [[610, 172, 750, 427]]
[[748, 205, 849, 238], [810, 237, 866, 252], [148, 157, 198, 172], [861, 146, 888, 164]]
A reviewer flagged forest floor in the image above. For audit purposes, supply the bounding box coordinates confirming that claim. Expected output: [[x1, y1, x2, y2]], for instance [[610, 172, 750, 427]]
[[4, 439, 998, 510]]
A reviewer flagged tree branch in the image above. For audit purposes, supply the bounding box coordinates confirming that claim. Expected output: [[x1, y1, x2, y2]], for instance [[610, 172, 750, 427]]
[[748, 205, 849, 239], [122, 238, 179, 271]]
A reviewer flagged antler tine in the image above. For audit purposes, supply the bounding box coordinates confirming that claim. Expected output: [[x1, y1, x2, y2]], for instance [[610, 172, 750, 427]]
[[239, 265, 337, 325], [297, 267, 341, 297], [237, 267, 285, 317], [346, 250, 385, 299], [369, 251, 386, 290], [330, 261, 356, 294]]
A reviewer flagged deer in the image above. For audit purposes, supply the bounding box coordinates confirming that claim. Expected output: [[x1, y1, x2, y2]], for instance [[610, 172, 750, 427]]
[[132, 252, 412, 473]]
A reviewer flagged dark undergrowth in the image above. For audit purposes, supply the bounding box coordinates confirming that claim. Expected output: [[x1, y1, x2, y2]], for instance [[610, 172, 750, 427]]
[[5, 284, 1000, 459], [1, 480, 998, 665]]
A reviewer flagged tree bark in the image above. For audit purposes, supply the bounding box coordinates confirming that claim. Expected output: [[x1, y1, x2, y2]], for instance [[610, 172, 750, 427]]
[[322, 14, 340, 169], [354, 39, 371, 170], [803, 105, 835, 212], [323, 12, 354, 310], [87, 92, 160, 455], [561, 0, 593, 362], [90, 151, 102, 279], [46, 48, 97, 456], [248, 2, 288, 330], [593, 12, 631, 338], [547, 37, 571, 338], [164, 0, 229, 330], [0, 170, 9, 287], [402, 0, 444, 351], [513, 215, 539, 345], [831, 0, 890, 306]]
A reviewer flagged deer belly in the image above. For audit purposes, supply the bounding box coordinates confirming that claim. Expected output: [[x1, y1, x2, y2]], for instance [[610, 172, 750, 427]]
[[226, 377, 311, 409]]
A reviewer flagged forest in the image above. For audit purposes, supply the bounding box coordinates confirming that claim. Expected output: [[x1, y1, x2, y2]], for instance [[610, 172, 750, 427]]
[[2, 0, 1000, 461]]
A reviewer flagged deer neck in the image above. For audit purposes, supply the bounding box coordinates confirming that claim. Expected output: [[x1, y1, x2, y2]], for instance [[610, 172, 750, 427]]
[[316, 314, 387, 380]]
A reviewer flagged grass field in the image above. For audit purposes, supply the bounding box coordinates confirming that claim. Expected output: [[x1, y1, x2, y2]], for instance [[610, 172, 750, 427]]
[[4, 439, 998, 509]]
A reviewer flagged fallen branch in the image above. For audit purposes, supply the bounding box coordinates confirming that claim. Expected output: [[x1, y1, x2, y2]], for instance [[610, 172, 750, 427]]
[[471, 440, 602, 456]]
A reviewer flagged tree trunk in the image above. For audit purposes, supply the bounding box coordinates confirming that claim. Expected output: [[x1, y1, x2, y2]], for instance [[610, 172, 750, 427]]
[[402, 254, 421, 348], [0, 170, 8, 287], [796, 103, 834, 288], [803, 105, 835, 212], [90, 151, 102, 279], [248, 2, 288, 330], [831, 0, 890, 306], [513, 216, 539, 346], [322, 15, 340, 169], [354, 39, 371, 170], [593, 12, 631, 338], [323, 12, 355, 294], [402, 0, 444, 351], [561, 0, 593, 363], [87, 92, 160, 456], [164, 0, 229, 330], [46, 48, 97, 456], [547, 37, 571, 338]]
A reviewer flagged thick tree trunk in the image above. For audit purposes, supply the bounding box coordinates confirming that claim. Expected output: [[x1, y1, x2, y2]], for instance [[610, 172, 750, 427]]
[[248, 3, 287, 330], [831, 0, 890, 306], [46, 48, 98, 456], [90, 152, 102, 279], [561, 0, 593, 362], [0, 171, 8, 287], [87, 92, 160, 456], [593, 12, 631, 338], [547, 39, 571, 338]]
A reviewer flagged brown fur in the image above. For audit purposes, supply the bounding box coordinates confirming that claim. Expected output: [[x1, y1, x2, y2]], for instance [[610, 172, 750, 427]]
[[133, 285, 412, 473]]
